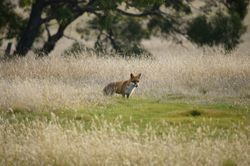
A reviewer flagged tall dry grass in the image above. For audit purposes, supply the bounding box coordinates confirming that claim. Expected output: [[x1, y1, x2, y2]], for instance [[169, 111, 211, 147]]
[[0, 41, 250, 109], [0, 41, 250, 165], [0, 117, 249, 166]]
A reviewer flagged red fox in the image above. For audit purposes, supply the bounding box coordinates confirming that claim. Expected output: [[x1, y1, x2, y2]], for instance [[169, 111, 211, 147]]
[[103, 73, 141, 98]]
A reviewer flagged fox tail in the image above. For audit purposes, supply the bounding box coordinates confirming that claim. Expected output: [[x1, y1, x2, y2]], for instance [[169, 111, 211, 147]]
[[103, 84, 115, 96]]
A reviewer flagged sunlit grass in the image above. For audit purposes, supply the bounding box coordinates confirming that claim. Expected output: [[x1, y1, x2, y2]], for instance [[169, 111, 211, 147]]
[[0, 97, 249, 165], [0, 42, 250, 165], [1, 97, 249, 132], [1, 45, 250, 109]]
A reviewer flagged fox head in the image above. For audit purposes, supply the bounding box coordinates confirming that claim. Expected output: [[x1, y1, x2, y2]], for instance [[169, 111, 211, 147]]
[[130, 73, 141, 87]]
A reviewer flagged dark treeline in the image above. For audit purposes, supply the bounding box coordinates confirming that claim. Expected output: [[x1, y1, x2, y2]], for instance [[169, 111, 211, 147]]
[[0, 0, 249, 57]]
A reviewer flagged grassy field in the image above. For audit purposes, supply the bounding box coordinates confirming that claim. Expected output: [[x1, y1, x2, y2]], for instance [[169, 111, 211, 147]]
[[2, 96, 250, 128], [0, 96, 250, 165], [0, 43, 250, 165]]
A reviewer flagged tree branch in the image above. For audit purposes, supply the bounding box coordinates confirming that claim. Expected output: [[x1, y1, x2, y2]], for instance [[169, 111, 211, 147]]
[[116, 8, 158, 17], [107, 28, 120, 52], [63, 35, 78, 42], [44, 23, 51, 38], [42, 15, 55, 23], [45, 0, 87, 6]]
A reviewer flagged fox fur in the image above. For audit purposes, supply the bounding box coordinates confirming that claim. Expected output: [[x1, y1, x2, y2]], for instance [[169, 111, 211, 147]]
[[103, 73, 141, 98]]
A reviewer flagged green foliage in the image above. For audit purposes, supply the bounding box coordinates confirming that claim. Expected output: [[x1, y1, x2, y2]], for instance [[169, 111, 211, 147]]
[[128, 0, 164, 8], [148, 17, 173, 35], [0, 0, 249, 56], [0, 0, 25, 41], [54, 6, 74, 25], [120, 19, 147, 42], [63, 42, 97, 57], [93, 0, 122, 10], [187, 11, 246, 51], [0, 1, 14, 29], [165, 0, 191, 14], [187, 0, 249, 51], [211, 11, 245, 50], [187, 15, 213, 46], [99, 14, 114, 30], [226, 0, 249, 19], [88, 13, 151, 57], [19, 0, 32, 8]]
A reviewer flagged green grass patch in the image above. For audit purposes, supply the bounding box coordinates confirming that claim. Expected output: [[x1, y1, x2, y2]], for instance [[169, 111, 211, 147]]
[[1, 97, 249, 134]]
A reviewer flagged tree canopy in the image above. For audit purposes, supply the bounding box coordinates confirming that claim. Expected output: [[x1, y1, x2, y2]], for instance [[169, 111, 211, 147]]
[[0, 0, 249, 57]]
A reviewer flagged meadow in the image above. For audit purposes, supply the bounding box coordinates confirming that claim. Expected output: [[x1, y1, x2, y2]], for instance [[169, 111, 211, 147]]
[[0, 41, 250, 165]]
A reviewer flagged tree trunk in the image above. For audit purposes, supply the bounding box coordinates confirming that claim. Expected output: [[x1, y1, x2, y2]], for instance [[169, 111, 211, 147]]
[[41, 24, 68, 54], [41, 0, 97, 55], [4, 42, 12, 58], [15, 0, 45, 56]]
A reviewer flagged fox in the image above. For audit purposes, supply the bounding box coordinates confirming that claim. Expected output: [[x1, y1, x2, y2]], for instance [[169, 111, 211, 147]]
[[103, 73, 141, 98]]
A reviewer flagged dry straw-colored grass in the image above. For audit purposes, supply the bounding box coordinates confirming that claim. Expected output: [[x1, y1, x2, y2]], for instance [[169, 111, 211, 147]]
[[0, 117, 249, 166], [0, 40, 250, 165], [0, 41, 250, 109]]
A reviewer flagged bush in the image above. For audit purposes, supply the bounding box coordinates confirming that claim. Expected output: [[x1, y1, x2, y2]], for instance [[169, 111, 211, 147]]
[[187, 11, 246, 51]]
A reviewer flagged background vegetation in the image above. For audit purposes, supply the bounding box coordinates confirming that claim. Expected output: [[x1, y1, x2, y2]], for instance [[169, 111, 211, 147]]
[[1, 43, 250, 165], [0, 0, 249, 57]]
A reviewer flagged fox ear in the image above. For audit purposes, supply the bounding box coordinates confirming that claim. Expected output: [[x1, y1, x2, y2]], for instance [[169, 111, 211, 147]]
[[137, 73, 141, 78], [130, 73, 134, 78]]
